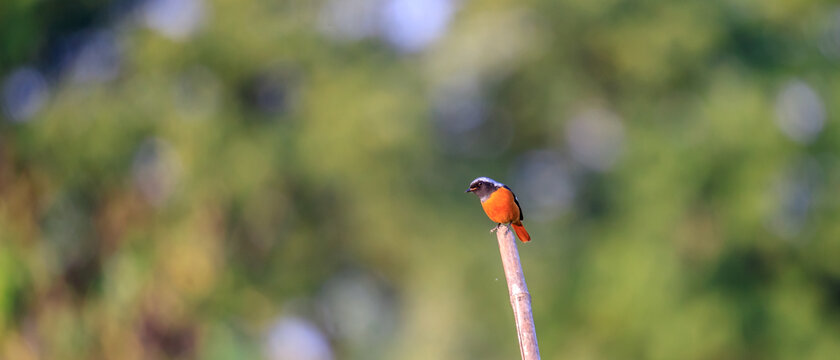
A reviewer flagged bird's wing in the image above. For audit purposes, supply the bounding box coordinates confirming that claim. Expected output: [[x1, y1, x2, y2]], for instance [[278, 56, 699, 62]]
[[504, 185, 524, 221]]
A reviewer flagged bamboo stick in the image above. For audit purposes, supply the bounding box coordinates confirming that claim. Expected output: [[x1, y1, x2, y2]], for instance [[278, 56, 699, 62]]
[[495, 225, 540, 360]]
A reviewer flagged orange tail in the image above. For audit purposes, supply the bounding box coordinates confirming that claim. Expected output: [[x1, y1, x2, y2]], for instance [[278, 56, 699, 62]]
[[511, 222, 531, 242]]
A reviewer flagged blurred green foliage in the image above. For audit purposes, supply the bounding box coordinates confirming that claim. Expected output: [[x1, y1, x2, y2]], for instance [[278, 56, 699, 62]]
[[2, 0, 840, 359]]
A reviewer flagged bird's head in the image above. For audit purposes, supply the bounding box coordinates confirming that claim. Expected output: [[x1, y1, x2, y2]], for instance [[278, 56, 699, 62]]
[[466, 177, 502, 201]]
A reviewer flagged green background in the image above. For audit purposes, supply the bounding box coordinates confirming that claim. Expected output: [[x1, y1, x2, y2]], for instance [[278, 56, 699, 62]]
[[1, 0, 840, 359]]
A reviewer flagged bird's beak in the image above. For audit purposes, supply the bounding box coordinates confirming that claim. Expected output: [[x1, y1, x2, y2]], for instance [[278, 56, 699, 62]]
[[465, 188, 473, 193]]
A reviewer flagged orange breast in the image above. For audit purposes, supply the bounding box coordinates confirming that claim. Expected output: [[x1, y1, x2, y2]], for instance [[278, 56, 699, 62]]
[[480, 187, 520, 224]]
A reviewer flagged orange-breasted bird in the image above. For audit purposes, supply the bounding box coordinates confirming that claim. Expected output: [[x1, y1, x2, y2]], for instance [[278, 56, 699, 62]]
[[466, 177, 531, 242]]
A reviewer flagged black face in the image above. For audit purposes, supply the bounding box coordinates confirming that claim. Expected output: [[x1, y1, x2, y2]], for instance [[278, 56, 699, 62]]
[[466, 179, 498, 201]]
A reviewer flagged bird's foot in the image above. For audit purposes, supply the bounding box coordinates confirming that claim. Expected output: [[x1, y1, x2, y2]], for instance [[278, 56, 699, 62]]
[[490, 224, 502, 233]]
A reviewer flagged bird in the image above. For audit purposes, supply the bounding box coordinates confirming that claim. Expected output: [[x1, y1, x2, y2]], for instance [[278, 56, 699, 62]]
[[466, 177, 531, 242]]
